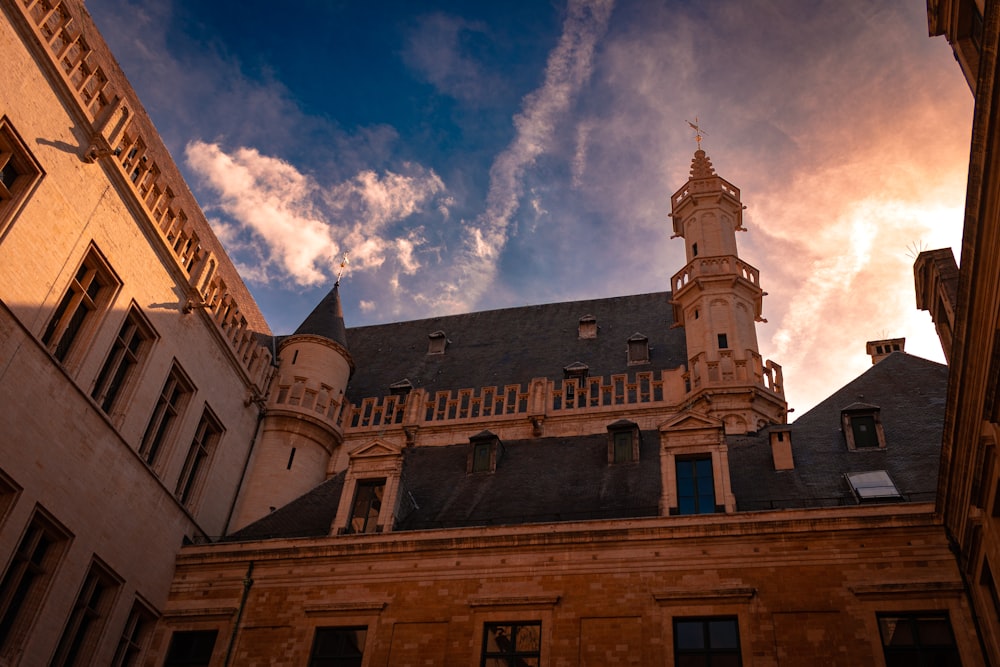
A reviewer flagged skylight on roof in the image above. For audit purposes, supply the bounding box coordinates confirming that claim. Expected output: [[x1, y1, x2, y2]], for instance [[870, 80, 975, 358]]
[[846, 471, 901, 501]]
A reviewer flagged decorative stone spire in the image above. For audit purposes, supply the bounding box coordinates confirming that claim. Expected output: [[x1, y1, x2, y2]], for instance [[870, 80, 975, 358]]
[[689, 149, 716, 179]]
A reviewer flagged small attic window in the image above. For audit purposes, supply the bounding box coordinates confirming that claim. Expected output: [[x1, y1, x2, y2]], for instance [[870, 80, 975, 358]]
[[427, 331, 447, 355], [846, 470, 901, 502], [578, 315, 597, 339], [468, 430, 504, 474], [389, 379, 413, 396], [607, 420, 640, 464], [627, 333, 650, 365], [842, 403, 885, 450], [563, 362, 589, 382]]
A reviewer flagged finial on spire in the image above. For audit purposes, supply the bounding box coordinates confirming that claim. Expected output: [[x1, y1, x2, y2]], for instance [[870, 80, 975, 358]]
[[686, 117, 707, 151], [335, 253, 350, 286]]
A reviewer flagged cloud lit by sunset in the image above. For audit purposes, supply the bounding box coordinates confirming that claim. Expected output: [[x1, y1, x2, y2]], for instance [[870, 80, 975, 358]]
[[87, 0, 972, 413]]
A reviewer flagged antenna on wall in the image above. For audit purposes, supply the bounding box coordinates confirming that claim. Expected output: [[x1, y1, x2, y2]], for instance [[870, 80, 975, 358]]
[[905, 240, 927, 260]]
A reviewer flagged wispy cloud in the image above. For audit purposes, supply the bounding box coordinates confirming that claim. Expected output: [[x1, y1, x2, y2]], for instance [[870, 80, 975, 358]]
[[426, 0, 616, 311]]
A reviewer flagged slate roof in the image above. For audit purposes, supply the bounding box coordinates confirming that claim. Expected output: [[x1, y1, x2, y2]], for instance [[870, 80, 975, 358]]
[[294, 283, 350, 349], [342, 292, 686, 401], [228, 431, 661, 541], [727, 352, 947, 510]]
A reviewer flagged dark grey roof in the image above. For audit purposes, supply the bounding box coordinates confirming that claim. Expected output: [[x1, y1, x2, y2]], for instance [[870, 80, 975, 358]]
[[227, 432, 661, 541], [727, 352, 947, 510], [344, 292, 685, 401], [397, 432, 661, 530], [294, 283, 350, 347], [226, 474, 345, 541]]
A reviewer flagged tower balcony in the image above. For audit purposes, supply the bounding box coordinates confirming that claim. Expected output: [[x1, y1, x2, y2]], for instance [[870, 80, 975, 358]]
[[671, 256, 760, 294], [684, 350, 784, 398]]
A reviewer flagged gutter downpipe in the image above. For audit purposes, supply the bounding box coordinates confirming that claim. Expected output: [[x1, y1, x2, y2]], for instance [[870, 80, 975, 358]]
[[223, 560, 254, 667]]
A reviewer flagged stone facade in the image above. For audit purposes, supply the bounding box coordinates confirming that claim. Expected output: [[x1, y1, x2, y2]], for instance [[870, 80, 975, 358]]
[[0, 0, 994, 665]]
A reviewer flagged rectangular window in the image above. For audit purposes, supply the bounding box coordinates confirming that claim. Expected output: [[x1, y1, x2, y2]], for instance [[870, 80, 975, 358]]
[[472, 442, 492, 473], [91, 307, 155, 414], [0, 116, 44, 233], [674, 617, 741, 666], [850, 415, 879, 448], [877, 612, 961, 666], [140, 364, 193, 467], [175, 409, 223, 506], [717, 333, 728, 349], [613, 431, 634, 463], [308, 626, 367, 667], [41, 247, 119, 363], [163, 629, 218, 667], [50, 560, 121, 667], [676, 457, 716, 515], [0, 512, 70, 652], [111, 600, 155, 667], [349, 479, 385, 534], [481, 622, 541, 666]]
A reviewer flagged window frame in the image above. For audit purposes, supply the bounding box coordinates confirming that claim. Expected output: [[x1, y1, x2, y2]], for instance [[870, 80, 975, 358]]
[[50, 558, 122, 667], [90, 305, 156, 416], [111, 598, 157, 667], [480, 621, 542, 666], [140, 363, 194, 468], [175, 407, 224, 507], [348, 479, 385, 534], [673, 616, 742, 667], [876, 611, 962, 666], [0, 116, 44, 238], [675, 456, 718, 515], [607, 420, 640, 464], [0, 509, 71, 655], [846, 470, 902, 503], [162, 629, 219, 667], [841, 405, 886, 451], [40, 245, 121, 367], [308, 625, 367, 667]]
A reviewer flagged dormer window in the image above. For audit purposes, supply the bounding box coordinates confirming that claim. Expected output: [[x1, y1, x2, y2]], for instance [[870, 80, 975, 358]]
[[468, 431, 504, 474], [841, 403, 886, 450], [563, 361, 589, 382], [627, 333, 650, 365], [578, 315, 597, 339], [607, 420, 640, 464], [389, 379, 413, 396], [427, 331, 447, 355]]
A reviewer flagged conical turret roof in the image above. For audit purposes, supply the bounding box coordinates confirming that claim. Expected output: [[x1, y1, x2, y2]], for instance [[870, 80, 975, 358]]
[[294, 282, 349, 349]]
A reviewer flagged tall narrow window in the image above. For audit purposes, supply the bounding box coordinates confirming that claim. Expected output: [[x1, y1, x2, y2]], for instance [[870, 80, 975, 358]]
[[349, 479, 385, 534], [877, 612, 961, 666], [308, 626, 367, 667], [41, 248, 119, 363], [50, 560, 121, 667], [717, 333, 729, 350], [0, 512, 70, 652], [111, 600, 155, 667], [674, 617, 741, 666], [140, 365, 193, 467], [175, 409, 223, 506], [0, 117, 44, 233], [676, 457, 716, 515], [481, 622, 541, 666], [163, 630, 218, 667], [91, 307, 155, 414]]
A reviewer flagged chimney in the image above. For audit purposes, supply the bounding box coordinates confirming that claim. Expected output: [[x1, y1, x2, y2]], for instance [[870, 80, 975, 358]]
[[770, 429, 794, 471], [866, 338, 905, 365]]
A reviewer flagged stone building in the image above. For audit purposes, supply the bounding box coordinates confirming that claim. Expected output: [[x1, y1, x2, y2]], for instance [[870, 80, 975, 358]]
[[0, 0, 992, 665]]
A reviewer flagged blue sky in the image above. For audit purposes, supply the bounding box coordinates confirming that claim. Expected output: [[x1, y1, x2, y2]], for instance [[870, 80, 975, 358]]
[[86, 0, 972, 414]]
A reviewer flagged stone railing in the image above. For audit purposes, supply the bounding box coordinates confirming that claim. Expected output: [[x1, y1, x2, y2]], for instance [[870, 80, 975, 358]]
[[342, 369, 685, 433], [671, 256, 759, 292], [270, 377, 349, 430], [14, 0, 274, 391], [671, 177, 740, 207], [686, 350, 784, 397]]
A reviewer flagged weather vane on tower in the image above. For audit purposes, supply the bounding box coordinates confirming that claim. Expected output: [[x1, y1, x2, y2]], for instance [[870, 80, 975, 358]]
[[335, 253, 349, 286], [686, 117, 707, 150]]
